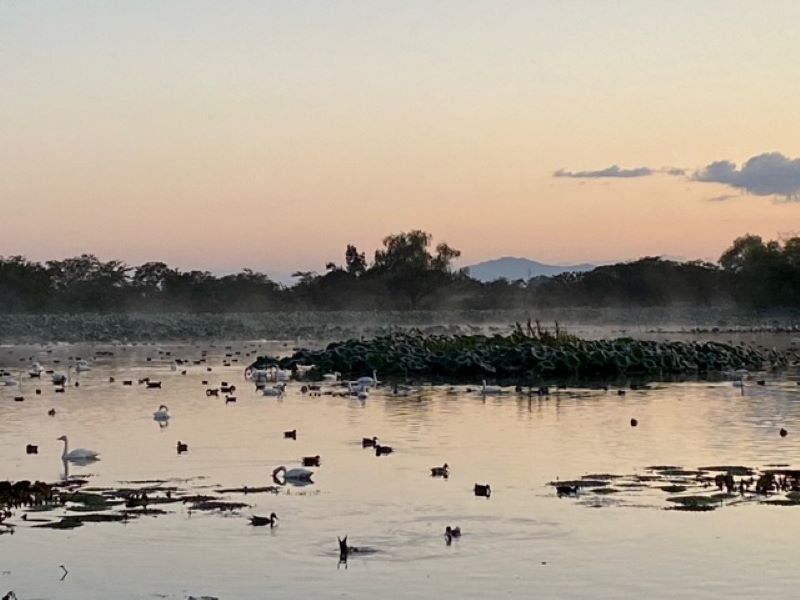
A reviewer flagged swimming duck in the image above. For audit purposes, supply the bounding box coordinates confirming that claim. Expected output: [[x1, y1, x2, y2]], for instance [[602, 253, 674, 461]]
[[431, 464, 449, 478], [26, 444, 38, 455], [444, 525, 461, 544], [48, 408, 56, 416], [630, 418, 638, 427], [249, 512, 278, 527], [284, 430, 297, 440], [474, 483, 491, 498], [146, 381, 162, 389], [362, 436, 378, 448], [176, 441, 188, 454], [375, 444, 393, 456], [556, 484, 579, 496], [302, 455, 321, 467], [780, 428, 788, 437]]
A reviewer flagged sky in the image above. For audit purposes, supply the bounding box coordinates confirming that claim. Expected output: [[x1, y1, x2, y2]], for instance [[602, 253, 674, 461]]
[[2, 1, 800, 274]]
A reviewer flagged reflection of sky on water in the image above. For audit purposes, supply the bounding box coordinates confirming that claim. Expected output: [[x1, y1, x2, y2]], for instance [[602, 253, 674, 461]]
[[0, 342, 799, 599]]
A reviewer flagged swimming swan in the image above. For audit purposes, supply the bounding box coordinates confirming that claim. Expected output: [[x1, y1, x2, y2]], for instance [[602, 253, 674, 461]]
[[272, 466, 313, 482], [57, 435, 100, 461]]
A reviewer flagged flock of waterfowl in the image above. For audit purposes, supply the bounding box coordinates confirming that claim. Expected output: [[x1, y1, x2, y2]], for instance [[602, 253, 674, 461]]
[[1, 334, 799, 563]]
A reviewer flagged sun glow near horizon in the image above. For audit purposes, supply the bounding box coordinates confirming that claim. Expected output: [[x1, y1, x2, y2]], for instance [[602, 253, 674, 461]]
[[2, 1, 800, 273]]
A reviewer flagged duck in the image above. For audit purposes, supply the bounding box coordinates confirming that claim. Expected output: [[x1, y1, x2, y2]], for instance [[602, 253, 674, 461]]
[[176, 441, 188, 454], [272, 466, 313, 482], [630, 418, 638, 427], [51, 367, 70, 385], [556, 484, 579, 496], [57, 435, 100, 461], [362, 436, 378, 448], [206, 388, 220, 397], [431, 464, 449, 478], [284, 429, 297, 440], [375, 444, 393, 456], [444, 526, 461, 543], [780, 428, 788, 437], [249, 512, 278, 527], [391, 383, 415, 397], [153, 405, 170, 420], [474, 483, 491, 498], [48, 408, 56, 416], [146, 381, 162, 389], [302, 455, 321, 467], [26, 444, 38, 455]]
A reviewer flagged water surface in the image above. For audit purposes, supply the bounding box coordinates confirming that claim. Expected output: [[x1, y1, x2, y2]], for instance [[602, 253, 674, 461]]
[[1, 342, 799, 599]]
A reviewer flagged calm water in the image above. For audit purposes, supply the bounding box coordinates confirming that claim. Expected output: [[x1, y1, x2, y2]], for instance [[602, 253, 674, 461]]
[[1, 342, 800, 599]]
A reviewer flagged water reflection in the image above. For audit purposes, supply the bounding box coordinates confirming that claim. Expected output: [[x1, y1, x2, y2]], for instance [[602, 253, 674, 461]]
[[0, 342, 800, 599]]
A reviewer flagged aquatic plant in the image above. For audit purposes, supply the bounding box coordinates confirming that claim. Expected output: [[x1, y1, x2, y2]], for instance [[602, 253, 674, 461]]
[[252, 327, 796, 382]]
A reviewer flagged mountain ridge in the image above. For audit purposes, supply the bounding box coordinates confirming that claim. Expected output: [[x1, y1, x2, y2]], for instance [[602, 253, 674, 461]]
[[464, 256, 595, 282]]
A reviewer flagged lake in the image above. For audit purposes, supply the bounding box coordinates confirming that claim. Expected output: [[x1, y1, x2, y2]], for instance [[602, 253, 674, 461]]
[[1, 341, 800, 599]]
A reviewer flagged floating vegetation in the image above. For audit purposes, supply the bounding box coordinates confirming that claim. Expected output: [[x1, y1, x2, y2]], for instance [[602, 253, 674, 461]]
[[254, 326, 795, 383], [552, 464, 800, 512], [0, 478, 307, 532]]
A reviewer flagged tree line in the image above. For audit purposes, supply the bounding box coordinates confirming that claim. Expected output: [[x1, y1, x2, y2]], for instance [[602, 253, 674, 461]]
[[0, 231, 798, 313]]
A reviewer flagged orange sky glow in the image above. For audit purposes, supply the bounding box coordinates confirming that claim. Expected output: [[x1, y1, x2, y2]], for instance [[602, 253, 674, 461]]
[[2, 1, 800, 274]]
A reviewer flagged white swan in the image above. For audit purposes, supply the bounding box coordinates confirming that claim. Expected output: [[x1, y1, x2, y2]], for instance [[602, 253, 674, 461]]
[[263, 383, 286, 397], [272, 466, 313, 481], [153, 404, 170, 420], [75, 360, 91, 372], [355, 370, 379, 388], [275, 368, 292, 382], [29, 362, 44, 377], [481, 380, 504, 394], [348, 382, 369, 400], [322, 371, 341, 382], [57, 435, 100, 461]]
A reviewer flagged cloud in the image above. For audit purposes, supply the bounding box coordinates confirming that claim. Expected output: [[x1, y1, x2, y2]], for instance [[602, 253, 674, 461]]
[[554, 165, 653, 179], [693, 152, 800, 199]]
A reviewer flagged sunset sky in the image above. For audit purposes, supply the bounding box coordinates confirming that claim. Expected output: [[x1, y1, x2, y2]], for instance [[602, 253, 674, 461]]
[[2, 1, 800, 274]]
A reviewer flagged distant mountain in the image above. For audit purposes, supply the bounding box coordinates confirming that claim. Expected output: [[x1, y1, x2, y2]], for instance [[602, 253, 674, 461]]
[[464, 257, 595, 282]]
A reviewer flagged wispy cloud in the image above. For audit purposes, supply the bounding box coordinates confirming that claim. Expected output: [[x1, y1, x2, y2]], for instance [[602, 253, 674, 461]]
[[554, 165, 653, 179], [693, 152, 800, 199]]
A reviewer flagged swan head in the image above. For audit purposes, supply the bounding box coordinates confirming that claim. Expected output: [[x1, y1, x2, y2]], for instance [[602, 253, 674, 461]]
[[270, 512, 278, 521], [56, 435, 67, 442]]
